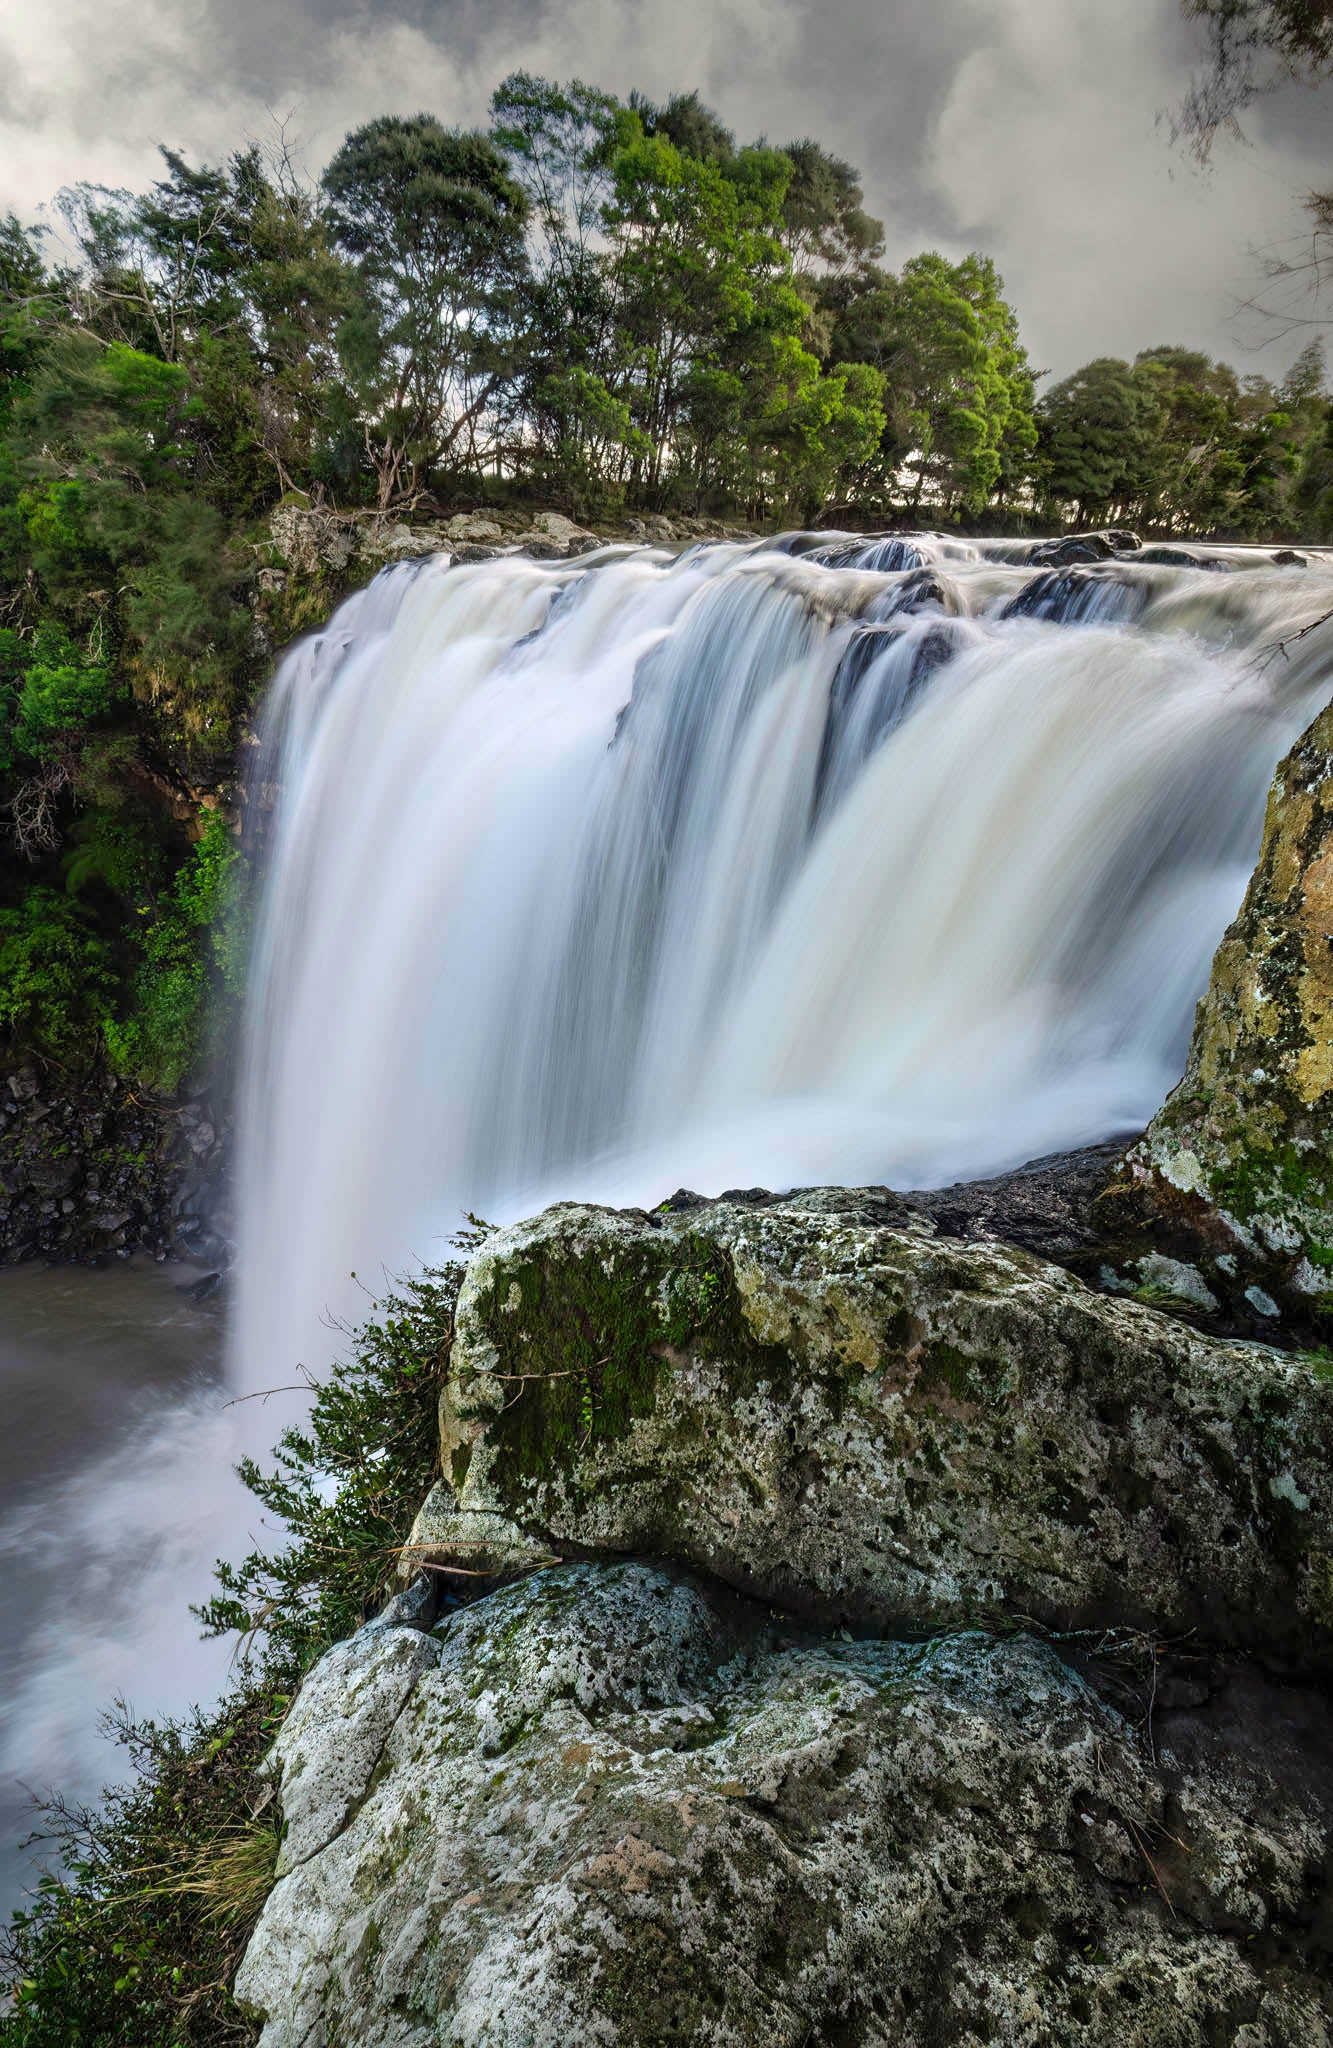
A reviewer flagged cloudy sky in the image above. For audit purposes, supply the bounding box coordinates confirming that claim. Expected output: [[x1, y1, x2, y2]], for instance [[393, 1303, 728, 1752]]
[[2, 0, 1332, 383]]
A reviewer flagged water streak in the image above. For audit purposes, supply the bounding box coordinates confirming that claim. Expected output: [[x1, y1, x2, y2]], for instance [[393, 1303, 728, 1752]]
[[234, 534, 1333, 1386]]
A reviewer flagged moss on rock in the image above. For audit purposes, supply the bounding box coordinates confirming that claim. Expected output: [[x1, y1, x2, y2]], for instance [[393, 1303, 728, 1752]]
[[411, 1196, 1333, 1668], [1115, 696, 1333, 1331], [237, 1562, 1333, 2047]]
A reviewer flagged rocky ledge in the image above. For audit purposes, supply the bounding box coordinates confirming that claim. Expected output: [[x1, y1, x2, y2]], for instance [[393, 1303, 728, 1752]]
[[235, 1185, 1333, 2045], [1100, 694, 1333, 1337], [406, 1193, 1331, 1668], [237, 1561, 1333, 2048]]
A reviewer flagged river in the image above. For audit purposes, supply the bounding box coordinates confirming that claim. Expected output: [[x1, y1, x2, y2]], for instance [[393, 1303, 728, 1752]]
[[0, 1260, 227, 1912]]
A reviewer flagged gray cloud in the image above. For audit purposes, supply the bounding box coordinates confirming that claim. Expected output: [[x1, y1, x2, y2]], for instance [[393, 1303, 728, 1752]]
[[2, 0, 1331, 380]]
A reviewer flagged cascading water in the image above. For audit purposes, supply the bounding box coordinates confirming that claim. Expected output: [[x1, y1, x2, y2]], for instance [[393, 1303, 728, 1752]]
[[7, 531, 1333, 1912], [234, 531, 1333, 1391]]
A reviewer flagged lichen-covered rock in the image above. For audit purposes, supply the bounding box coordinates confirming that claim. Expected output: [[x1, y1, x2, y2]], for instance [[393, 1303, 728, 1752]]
[[236, 1561, 1333, 2047], [407, 1197, 1333, 1666], [1113, 697, 1333, 1327]]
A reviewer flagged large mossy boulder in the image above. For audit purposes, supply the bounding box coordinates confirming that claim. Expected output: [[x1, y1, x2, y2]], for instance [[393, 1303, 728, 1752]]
[[1107, 698, 1333, 1332], [407, 1195, 1333, 1668], [237, 1561, 1333, 2047]]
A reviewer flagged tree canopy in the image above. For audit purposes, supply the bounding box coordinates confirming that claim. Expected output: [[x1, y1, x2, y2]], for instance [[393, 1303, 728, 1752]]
[[1, 76, 1331, 1089]]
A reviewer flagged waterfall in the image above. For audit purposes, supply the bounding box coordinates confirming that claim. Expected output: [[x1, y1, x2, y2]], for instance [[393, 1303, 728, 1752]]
[[234, 534, 1333, 1387]]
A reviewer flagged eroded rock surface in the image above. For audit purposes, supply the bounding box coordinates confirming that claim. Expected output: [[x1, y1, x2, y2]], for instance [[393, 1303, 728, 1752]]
[[407, 1197, 1332, 1667], [237, 1562, 1333, 2048]]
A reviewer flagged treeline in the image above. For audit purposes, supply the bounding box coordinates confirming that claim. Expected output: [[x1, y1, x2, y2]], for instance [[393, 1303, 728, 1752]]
[[2, 73, 1333, 1089]]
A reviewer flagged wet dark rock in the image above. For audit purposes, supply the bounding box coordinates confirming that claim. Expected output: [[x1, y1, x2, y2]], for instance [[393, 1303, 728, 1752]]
[[0, 1062, 231, 1267], [1136, 545, 1231, 570], [1027, 531, 1138, 567], [878, 564, 950, 613]]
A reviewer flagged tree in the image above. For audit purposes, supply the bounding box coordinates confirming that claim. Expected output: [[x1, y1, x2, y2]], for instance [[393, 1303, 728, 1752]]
[[490, 74, 629, 499], [777, 140, 884, 279], [1176, 4, 1333, 338], [322, 116, 530, 505], [831, 252, 1035, 514], [600, 125, 798, 499], [630, 89, 736, 163], [1177, 0, 1333, 155], [1038, 357, 1154, 524]]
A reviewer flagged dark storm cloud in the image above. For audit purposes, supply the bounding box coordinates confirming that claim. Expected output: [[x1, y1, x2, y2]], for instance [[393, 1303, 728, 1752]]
[[3, 0, 1332, 379]]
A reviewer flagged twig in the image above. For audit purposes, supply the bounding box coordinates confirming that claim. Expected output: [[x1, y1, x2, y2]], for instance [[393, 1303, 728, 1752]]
[[1254, 601, 1333, 671], [223, 1381, 313, 1409], [1124, 1814, 1176, 1919]]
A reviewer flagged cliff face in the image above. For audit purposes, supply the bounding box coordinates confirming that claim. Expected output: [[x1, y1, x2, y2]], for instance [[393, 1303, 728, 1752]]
[[0, 1058, 228, 1265], [1112, 697, 1333, 1329]]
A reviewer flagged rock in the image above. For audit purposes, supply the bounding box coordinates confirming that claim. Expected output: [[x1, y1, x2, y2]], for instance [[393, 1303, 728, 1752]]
[[1110, 694, 1333, 1329], [1273, 550, 1308, 567], [1027, 530, 1138, 567], [445, 513, 505, 544], [267, 504, 358, 577], [509, 535, 568, 559], [409, 1195, 1333, 1666], [236, 1560, 1333, 2047], [899, 1140, 1130, 1260], [529, 510, 598, 547], [0, 1067, 230, 1266], [356, 520, 441, 567], [1136, 546, 1230, 570]]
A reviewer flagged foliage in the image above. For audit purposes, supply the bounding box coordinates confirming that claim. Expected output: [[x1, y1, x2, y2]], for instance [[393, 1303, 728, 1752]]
[[2, 1242, 473, 2043], [1035, 340, 1331, 535], [322, 116, 531, 506], [102, 811, 245, 1093], [1176, 0, 1333, 155], [197, 1243, 480, 1661], [2, 73, 1332, 1093], [0, 1688, 283, 2047], [0, 887, 117, 1063]]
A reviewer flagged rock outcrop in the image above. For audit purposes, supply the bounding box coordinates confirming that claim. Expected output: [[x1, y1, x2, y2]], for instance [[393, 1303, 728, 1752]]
[[1107, 695, 1333, 1332], [405, 1194, 1332, 1668], [237, 1561, 1333, 2047], [0, 1059, 228, 1264], [234, 1184, 1333, 2042]]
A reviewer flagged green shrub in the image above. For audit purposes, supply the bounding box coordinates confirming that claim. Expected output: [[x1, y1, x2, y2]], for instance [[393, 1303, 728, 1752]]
[[103, 812, 246, 1092], [198, 1246, 480, 1659], [0, 887, 117, 1065]]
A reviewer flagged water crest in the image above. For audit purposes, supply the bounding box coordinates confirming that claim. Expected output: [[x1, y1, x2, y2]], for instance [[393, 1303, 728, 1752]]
[[234, 533, 1333, 1386]]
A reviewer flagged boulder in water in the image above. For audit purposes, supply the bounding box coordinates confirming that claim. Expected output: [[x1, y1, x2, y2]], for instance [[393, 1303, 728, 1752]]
[[1026, 530, 1139, 567]]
